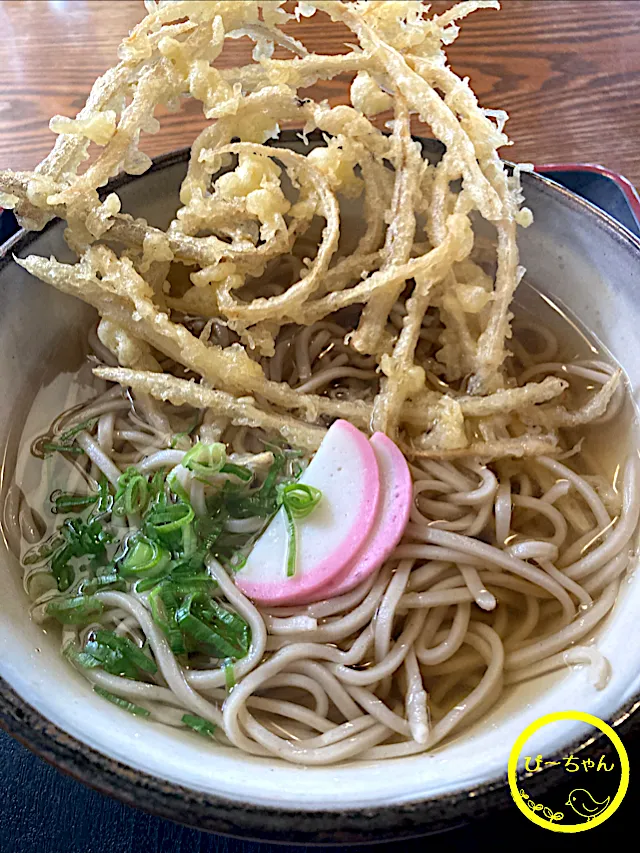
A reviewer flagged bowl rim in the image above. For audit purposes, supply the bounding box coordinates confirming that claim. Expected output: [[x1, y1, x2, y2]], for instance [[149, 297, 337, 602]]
[[1, 141, 640, 844]]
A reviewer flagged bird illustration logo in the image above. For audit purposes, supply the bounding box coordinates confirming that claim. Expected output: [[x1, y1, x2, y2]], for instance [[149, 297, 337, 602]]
[[565, 788, 611, 821]]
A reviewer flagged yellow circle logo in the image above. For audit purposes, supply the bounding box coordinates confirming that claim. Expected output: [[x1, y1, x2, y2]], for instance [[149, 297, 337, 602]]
[[508, 710, 629, 833]]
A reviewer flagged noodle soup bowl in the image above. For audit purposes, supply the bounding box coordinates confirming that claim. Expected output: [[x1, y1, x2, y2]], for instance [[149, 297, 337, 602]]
[[0, 140, 639, 843]]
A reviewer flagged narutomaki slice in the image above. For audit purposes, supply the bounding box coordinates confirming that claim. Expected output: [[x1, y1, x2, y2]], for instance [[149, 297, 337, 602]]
[[234, 420, 380, 605], [297, 432, 412, 604]]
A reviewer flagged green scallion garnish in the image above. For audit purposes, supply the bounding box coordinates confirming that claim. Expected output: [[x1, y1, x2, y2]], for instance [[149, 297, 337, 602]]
[[52, 492, 99, 514], [224, 658, 236, 691], [222, 452, 285, 519], [119, 536, 170, 580], [93, 686, 150, 717], [149, 582, 186, 655], [175, 592, 250, 659], [78, 571, 124, 595], [113, 467, 150, 517], [223, 551, 247, 573], [183, 442, 226, 479], [169, 413, 201, 449], [220, 462, 253, 482], [64, 641, 103, 670], [96, 475, 113, 514], [58, 417, 98, 444], [145, 501, 194, 535], [182, 714, 216, 738], [167, 471, 191, 504], [46, 595, 104, 624], [149, 469, 168, 502], [276, 483, 322, 578], [42, 442, 84, 457], [83, 629, 158, 677]]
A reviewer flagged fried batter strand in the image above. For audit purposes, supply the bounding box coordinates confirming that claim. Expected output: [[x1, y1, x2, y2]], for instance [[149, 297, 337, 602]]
[[4, 1, 620, 459]]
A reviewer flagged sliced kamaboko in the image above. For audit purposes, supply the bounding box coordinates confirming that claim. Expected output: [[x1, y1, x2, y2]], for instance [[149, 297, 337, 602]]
[[297, 432, 412, 603], [234, 419, 381, 605]]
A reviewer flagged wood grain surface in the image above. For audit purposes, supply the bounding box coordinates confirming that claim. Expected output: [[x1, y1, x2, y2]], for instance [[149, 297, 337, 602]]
[[0, 0, 639, 182]]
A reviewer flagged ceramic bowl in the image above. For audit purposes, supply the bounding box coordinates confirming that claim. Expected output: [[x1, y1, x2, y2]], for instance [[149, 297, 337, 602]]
[[0, 139, 639, 843]]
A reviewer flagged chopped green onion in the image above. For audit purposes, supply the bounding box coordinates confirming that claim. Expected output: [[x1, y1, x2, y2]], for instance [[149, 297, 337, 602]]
[[113, 467, 149, 517], [145, 501, 194, 535], [135, 568, 214, 596], [93, 686, 150, 717], [46, 595, 104, 624], [58, 417, 98, 444], [172, 547, 209, 576], [92, 630, 158, 673], [206, 601, 250, 654], [282, 502, 298, 578], [224, 658, 236, 691], [120, 536, 170, 580], [222, 551, 247, 573], [277, 483, 322, 519], [140, 576, 206, 596], [149, 582, 186, 654], [261, 452, 285, 496], [183, 442, 226, 478], [171, 578, 216, 596], [194, 515, 222, 546], [85, 629, 158, 676], [220, 462, 253, 482], [78, 572, 124, 595], [175, 594, 224, 653], [34, 422, 97, 458], [64, 641, 103, 670], [42, 442, 84, 457], [134, 544, 214, 594], [167, 471, 191, 504], [96, 475, 112, 514], [181, 521, 198, 558], [63, 516, 113, 554], [276, 483, 322, 578], [149, 469, 167, 503], [223, 453, 286, 519], [176, 593, 250, 659], [83, 638, 138, 679], [48, 516, 113, 591], [262, 440, 304, 459], [52, 491, 98, 514], [173, 550, 210, 578], [182, 714, 216, 738], [134, 575, 164, 594], [170, 413, 201, 449], [51, 545, 75, 591]]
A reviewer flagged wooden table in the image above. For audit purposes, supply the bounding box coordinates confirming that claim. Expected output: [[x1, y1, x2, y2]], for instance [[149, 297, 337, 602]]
[[1, 0, 640, 183]]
